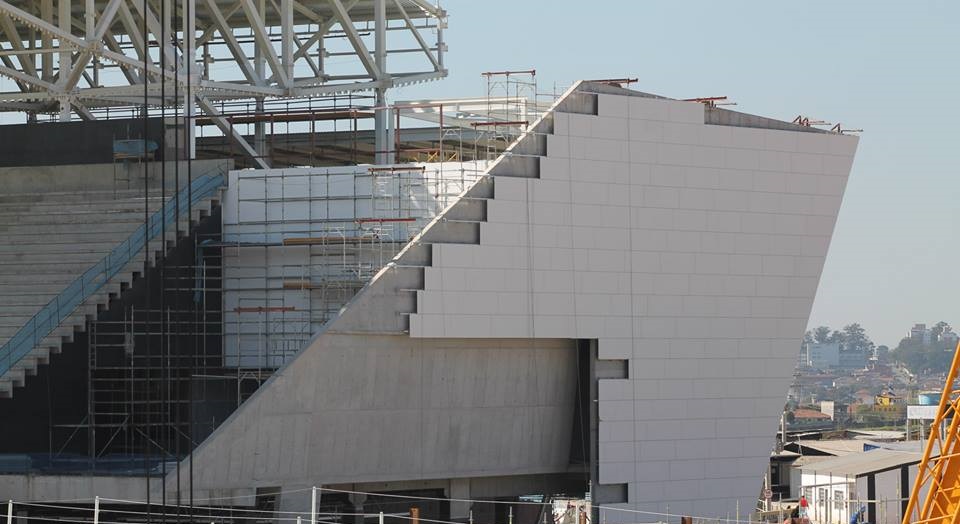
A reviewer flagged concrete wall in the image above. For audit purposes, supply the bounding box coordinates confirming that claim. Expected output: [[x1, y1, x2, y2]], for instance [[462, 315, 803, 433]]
[[170, 85, 857, 518], [172, 335, 578, 494], [408, 91, 858, 518]]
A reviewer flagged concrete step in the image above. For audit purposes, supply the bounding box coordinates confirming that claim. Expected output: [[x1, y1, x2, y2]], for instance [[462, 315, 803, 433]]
[[1, 220, 190, 246], [0, 241, 121, 255], [1, 220, 156, 236], [0, 378, 12, 398], [0, 251, 107, 265], [0, 189, 219, 398], [1, 210, 166, 228], [0, 188, 157, 204], [0, 198, 167, 217]]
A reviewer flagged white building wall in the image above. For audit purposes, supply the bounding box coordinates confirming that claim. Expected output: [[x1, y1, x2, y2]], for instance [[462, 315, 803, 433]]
[[801, 471, 855, 524], [410, 92, 858, 518]]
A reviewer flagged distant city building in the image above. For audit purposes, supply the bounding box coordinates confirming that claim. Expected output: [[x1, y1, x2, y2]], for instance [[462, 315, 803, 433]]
[[940, 328, 959, 346], [909, 323, 932, 344], [820, 400, 837, 420], [820, 400, 849, 422], [808, 342, 841, 369], [875, 392, 905, 406], [806, 342, 866, 370], [839, 348, 868, 370], [791, 408, 834, 429]]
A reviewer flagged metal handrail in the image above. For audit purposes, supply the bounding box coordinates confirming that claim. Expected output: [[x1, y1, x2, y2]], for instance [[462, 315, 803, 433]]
[[0, 172, 226, 377]]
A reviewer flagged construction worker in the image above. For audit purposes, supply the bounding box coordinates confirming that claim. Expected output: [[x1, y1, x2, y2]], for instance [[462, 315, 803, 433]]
[[850, 505, 867, 524]]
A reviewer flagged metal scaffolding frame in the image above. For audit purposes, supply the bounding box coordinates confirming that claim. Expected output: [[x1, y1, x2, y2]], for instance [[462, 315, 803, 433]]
[[218, 161, 485, 372]]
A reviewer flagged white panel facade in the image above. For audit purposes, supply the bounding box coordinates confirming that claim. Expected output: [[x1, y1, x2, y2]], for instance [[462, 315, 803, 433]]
[[410, 92, 858, 518]]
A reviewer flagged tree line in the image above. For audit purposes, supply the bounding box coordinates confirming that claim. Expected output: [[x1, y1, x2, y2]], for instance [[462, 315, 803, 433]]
[[894, 321, 955, 374], [803, 322, 876, 353], [804, 321, 957, 375]]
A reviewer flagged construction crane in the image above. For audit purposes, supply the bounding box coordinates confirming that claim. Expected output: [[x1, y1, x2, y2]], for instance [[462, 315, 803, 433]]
[[902, 341, 960, 524]]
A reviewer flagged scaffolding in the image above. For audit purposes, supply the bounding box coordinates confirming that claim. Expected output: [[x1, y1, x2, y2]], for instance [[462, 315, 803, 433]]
[[218, 161, 487, 373], [48, 79, 564, 469]]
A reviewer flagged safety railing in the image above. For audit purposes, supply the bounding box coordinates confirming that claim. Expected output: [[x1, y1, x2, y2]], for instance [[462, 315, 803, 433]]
[[0, 172, 226, 377]]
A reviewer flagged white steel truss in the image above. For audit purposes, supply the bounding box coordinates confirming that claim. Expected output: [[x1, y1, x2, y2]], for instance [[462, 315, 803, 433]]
[[0, 0, 447, 165]]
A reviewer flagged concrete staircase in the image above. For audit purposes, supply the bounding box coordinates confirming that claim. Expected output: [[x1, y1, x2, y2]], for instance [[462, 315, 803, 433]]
[[384, 115, 553, 333], [0, 181, 222, 399]]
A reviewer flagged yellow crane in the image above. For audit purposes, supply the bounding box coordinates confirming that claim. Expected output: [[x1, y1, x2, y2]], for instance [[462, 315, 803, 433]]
[[903, 342, 960, 524]]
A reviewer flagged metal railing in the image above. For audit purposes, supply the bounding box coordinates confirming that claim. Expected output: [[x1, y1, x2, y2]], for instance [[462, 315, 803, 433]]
[[0, 172, 226, 377]]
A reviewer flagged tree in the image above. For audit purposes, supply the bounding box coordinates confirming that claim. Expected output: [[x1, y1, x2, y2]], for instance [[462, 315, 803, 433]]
[[843, 323, 872, 352], [876, 345, 890, 362], [804, 330, 814, 345], [813, 326, 832, 344], [829, 330, 845, 345]]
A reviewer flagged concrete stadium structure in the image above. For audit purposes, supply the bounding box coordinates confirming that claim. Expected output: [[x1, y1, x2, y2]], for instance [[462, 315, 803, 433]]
[[0, 79, 859, 523]]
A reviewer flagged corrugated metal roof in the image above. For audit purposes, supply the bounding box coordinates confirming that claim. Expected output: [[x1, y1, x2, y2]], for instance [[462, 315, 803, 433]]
[[789, 439, 875, 455], [799, 449, 921, 477]]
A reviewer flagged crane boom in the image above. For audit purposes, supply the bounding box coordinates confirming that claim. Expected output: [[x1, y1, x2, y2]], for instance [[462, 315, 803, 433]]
[[903, 341, 960, 524]]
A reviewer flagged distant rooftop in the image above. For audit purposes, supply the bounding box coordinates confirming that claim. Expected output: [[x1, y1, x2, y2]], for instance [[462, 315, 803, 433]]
[[799, 449, 922, 477]]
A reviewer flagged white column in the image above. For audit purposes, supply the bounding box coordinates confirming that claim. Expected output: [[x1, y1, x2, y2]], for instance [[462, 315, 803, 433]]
[[373, 0, 387, 164], [183, 0, 197, 159], [281, 0, 293, 84], [57, 0, 71, 120], [40, 0, 53, 80]]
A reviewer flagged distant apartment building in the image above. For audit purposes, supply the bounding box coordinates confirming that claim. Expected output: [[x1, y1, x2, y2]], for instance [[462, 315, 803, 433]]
[[808, 342, 841, 369], [909, 323, 932, 344], [839, 348, 868, 370], [805, 342, 866, 370], [940, 328, 959, 346]]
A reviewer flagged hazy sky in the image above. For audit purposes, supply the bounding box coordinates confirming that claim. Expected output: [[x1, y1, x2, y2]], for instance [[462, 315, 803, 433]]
[[390, 0, 960, 348]]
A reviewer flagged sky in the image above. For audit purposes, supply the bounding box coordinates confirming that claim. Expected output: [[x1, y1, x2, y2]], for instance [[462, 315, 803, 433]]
[[388, 0, 960, 348]]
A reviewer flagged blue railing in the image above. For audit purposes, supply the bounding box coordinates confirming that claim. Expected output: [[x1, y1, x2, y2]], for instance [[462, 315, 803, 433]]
[[0, 173, 225, 377]]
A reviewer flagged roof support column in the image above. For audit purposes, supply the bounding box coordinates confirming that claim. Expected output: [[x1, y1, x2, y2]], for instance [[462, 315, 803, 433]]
[[280, 0, 293, 85], [373, 0, 388, 164], [57, 0, 70, 120], [40, 0, 53, 80], [253, 0, 266, 159], [183, 0, 196, 159]]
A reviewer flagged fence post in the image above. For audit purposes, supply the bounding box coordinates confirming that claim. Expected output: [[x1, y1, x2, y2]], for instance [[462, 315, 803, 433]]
[[509, 506, 513, 524], [93, 496, 100, 524], [380, 511, 384, 524], [311, 486, 317, 524], [7, 500, 12, 524]]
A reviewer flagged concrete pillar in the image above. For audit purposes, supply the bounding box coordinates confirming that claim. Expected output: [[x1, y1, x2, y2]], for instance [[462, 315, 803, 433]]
[[448, 478, 471, 522], [349, 492, 368, 524]]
